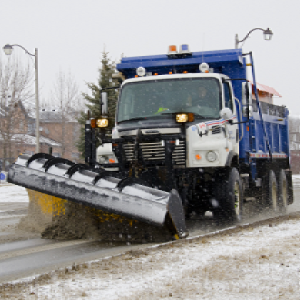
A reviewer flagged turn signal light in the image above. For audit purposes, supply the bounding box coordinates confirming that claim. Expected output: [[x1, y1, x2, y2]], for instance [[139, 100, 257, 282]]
[[90, 118, 96, 128], [188, 113, 194, 122]]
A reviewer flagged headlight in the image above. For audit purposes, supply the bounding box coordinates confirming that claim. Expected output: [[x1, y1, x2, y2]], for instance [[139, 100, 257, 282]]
[[96, 118, 109, 128], [206, 151, 217, 162], [98, 155, 116, 164], [176, 113, 188, 123], [98, 156, 108, 164], [175, 113, 194, 123]]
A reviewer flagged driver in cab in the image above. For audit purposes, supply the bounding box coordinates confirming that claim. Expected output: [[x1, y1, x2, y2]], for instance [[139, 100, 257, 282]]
[[153, 85, 218, 116], [186, 86, 218, 116]]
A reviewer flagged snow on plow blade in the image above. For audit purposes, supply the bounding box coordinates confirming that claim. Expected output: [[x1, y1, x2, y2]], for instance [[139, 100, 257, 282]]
[[8, 154, 188, 238]]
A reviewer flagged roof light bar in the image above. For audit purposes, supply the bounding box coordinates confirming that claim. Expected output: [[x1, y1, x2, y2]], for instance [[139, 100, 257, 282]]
[[168, 45, 177, 55], [179, 44, 191, 54], [168, 44, 192, 58]]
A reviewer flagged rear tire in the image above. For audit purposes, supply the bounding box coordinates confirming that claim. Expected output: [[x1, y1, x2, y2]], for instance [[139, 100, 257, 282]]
[[214, 168, 243, 223], [267, 170, 279, 213], [278, 169, 288, 214]]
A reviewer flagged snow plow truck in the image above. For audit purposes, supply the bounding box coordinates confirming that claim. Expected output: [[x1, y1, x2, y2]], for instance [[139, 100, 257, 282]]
[[8, 45, 293, 240]]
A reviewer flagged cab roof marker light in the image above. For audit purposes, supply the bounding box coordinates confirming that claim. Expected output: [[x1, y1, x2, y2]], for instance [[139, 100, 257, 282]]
[[136, 66, 146, 77]]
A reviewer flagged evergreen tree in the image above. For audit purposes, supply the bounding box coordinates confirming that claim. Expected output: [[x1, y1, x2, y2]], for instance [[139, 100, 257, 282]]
[[77, 51, 119, 158]]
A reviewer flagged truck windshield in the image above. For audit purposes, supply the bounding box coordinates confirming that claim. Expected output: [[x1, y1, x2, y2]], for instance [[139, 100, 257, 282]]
[[117, 78, 221, 123]]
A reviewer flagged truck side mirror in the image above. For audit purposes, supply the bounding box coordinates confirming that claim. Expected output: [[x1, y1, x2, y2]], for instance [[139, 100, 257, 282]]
[[242, 106, 253, 119], [101, 92, 108, 115], [242, 82, 252, 118], [220, 107, 233, 120]]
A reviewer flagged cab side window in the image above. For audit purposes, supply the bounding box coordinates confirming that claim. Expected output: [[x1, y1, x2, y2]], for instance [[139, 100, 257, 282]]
[[223, 82, 233, 111]]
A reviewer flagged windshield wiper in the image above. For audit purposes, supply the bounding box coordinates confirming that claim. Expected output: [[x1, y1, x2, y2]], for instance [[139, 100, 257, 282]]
[[193, 115, 211, 119], [118, 117, 149, 124]]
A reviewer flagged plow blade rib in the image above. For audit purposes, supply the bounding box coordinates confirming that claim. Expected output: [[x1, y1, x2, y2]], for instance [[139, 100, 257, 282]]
[[8, 154, 187, 238]]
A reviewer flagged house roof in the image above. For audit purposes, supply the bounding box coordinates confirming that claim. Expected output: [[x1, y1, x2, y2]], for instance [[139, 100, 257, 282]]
[[0, 133, 61, 146], [251, 82, 282, 97], [0, 100, 34, 120], [29, 109, 78, 123]]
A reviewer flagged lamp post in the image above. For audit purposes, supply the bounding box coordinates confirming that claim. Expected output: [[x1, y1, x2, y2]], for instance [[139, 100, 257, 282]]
[[235, 28, 273, 49], [3, 44, 40, 153]]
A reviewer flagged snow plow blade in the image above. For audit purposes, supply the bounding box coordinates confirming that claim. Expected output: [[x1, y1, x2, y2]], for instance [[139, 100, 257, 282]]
[[8, 154, 188, 238]]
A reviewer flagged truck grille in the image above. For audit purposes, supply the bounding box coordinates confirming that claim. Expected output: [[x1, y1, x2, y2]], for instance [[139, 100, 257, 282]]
[[123, 140, 186, 165]]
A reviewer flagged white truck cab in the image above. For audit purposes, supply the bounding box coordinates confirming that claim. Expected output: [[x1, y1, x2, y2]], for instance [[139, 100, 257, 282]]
[[97, 72, 239, 169]]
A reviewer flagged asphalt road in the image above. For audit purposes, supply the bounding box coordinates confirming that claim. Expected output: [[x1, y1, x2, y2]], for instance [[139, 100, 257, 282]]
[[0, 185, 299, 284]]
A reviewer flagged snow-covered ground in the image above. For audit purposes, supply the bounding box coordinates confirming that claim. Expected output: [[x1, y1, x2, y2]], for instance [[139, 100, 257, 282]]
[[292, 174, 300, 188], [0, 185, 29, 203], [1, 214, 300, 299]]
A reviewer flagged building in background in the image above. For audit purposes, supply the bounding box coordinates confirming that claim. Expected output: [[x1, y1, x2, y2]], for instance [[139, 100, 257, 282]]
[[38, 108, 81, 161], [289, 122, 300, 174], [0, 102, 82, 170], [252, 82, 282, 104]]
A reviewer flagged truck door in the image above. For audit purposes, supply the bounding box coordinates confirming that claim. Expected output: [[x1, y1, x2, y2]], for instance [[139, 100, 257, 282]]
[[222, 81, 239, 154]]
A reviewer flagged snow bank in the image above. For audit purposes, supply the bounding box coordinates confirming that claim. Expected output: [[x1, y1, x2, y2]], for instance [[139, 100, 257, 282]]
[[0, 185, 29, 203], [292, 174, 300, 188]]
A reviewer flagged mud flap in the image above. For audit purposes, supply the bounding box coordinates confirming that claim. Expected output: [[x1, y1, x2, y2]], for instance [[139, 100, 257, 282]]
[[286, 170, 294, 205]]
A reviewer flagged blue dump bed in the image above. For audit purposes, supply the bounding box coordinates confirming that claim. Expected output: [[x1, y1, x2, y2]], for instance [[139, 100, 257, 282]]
[[117, 48, 290, 177]]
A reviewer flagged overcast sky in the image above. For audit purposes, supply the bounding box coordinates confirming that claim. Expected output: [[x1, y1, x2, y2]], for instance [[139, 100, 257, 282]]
[[1, 0, 299, 114]]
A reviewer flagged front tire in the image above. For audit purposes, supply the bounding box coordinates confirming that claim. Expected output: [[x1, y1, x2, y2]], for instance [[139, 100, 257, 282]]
[[214, 168, 243, 223]]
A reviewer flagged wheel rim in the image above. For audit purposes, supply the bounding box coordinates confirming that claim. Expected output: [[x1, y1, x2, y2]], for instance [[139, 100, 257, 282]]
[[234, 181, 240, 217], [272, 181, 277, 211]]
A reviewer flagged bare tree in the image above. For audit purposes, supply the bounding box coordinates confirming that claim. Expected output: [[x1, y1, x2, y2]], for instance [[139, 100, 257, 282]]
[[50, 70, 83, 157], [0, 54, 34, 169]]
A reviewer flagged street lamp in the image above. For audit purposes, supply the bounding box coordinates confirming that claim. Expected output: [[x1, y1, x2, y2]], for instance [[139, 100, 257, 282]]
[[235, 27, 273, 49], [3, 44, 40, 153]]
